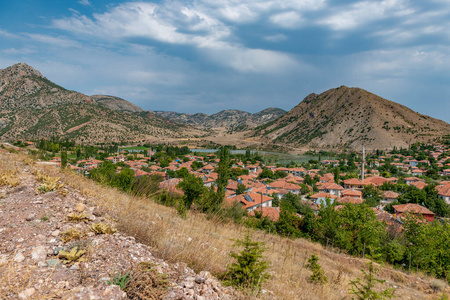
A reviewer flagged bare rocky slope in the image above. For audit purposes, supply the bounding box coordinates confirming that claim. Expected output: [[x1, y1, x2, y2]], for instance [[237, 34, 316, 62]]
[[90, 95, 144, 114], [0, 154, 238, 299], [252, 86, 450, 150], [0, 63, 199, 143], [155, 108, 286, 131]]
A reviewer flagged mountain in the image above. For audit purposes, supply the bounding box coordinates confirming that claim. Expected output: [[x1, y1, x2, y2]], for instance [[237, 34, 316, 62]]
[[0, 63, 198, 143], [155, 108, 286, 131], [0, 63, 90, 110], [252, 86, 450, 150], [90, 95, 144, 113]]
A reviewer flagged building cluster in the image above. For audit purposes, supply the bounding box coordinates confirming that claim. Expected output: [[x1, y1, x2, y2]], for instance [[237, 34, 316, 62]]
[[42, 142, 450, 226]]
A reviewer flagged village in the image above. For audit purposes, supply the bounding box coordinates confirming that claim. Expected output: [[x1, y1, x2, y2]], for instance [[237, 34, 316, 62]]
[[20, 139, 450, 229]]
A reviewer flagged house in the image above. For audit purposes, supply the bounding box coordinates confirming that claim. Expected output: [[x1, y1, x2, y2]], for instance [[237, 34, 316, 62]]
[[249, 207, 280, 221], [310, 192, 338, 207], [381, 191, 399, 206], [200, 165, 214, 174], [403, 177, 424, 185], [341, 189, 362, 199], [317, 182, 344, 197], [336, 197, 364, 204], [246, 165, 259, 173], [363, 176, 396, 187], [409, 181, 427, 190], [392, 203, 435, 222], [225, 192, 273, 212], [436, 184, 450, 204], [343, 178, 366, 190]]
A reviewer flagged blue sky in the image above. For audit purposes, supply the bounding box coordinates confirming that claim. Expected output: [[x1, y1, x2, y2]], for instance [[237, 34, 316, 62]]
[[1, 0, 450, 123]]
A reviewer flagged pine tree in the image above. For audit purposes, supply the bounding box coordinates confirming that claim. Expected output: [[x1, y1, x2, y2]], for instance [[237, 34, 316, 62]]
[[225, 231, 270, 292], [349, 261, 394, 299], [306, 254, 327, 284], [61, 151, 67, 169]]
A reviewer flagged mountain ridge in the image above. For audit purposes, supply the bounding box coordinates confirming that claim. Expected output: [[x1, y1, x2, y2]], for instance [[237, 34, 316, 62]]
[[155, 107, 287, 131], [0, 63, 198, 143], [252, 86, 450, 150]]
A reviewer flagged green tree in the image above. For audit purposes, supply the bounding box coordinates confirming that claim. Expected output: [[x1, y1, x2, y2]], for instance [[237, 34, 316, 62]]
[[258, 168, 274, 179], [236, 183, 247, 195], [225, 231, 270, 292], [362, 185, 382, 207], [178, 174, 204, 209], [61, 151, 67, 169]]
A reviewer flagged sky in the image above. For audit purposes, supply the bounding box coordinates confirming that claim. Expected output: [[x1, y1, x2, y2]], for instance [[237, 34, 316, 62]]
[[1, 0, 450, 122]]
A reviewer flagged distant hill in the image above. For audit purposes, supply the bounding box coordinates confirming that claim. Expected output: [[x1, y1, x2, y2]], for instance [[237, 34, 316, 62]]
[[90, 95, 144, 113], [0, 63, 197, 143], [252, 86, 450, 150], [155, 108, 286, 131]]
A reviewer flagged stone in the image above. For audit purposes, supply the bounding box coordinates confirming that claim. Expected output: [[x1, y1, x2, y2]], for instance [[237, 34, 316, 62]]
[[14, 252, 25, 263], [0, 254, 8, 266], [31, 246, 47, 263], [195, 276, 205, 284], [47, 259, 61, 268], [76, 203, 86, 212], [25, 213, 36, 221], [18, 288, 35, 299], [70, 263, 80, 270], [51, 230, 60, 237]]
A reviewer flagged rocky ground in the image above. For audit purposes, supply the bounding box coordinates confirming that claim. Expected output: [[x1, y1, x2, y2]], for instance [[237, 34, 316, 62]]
[[0, 157, 238, 299]]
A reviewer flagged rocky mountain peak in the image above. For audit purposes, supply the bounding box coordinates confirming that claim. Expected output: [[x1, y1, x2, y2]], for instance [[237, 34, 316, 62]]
[[0, 62, 43, 79]]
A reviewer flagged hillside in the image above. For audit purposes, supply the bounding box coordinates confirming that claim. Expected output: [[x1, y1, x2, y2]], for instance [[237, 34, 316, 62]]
[[90, 95, 144, 113], [155, 108, 286, 131], [1, 151, 445, 299], [253, 86, 450, 150], [0, 63, 201, 143], [0, 153, 237, 299]]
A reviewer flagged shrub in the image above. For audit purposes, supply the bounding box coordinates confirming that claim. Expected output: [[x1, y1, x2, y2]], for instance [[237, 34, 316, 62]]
[[224, 231, 270, 292]]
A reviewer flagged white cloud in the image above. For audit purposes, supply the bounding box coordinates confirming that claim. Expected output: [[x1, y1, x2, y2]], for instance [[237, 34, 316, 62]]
[[52, 1, 305, 73], [269, 11, 303, 28], [318, 0, 414, 31], [0, 28, 20, 39], [77, 0, 92, 6], [24, 33, 81, 48], [2, 48, 37, 55], [53, 2, 230, 48], [204, 47, 301, 73], [264, 34, 288, 42]]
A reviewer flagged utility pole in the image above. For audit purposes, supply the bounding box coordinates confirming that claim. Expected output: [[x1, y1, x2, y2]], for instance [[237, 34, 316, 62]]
[[361, 146, 365, 181]]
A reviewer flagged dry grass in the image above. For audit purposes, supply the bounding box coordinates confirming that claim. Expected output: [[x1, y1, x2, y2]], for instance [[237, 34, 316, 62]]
[[4, 153, 449, 299]]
